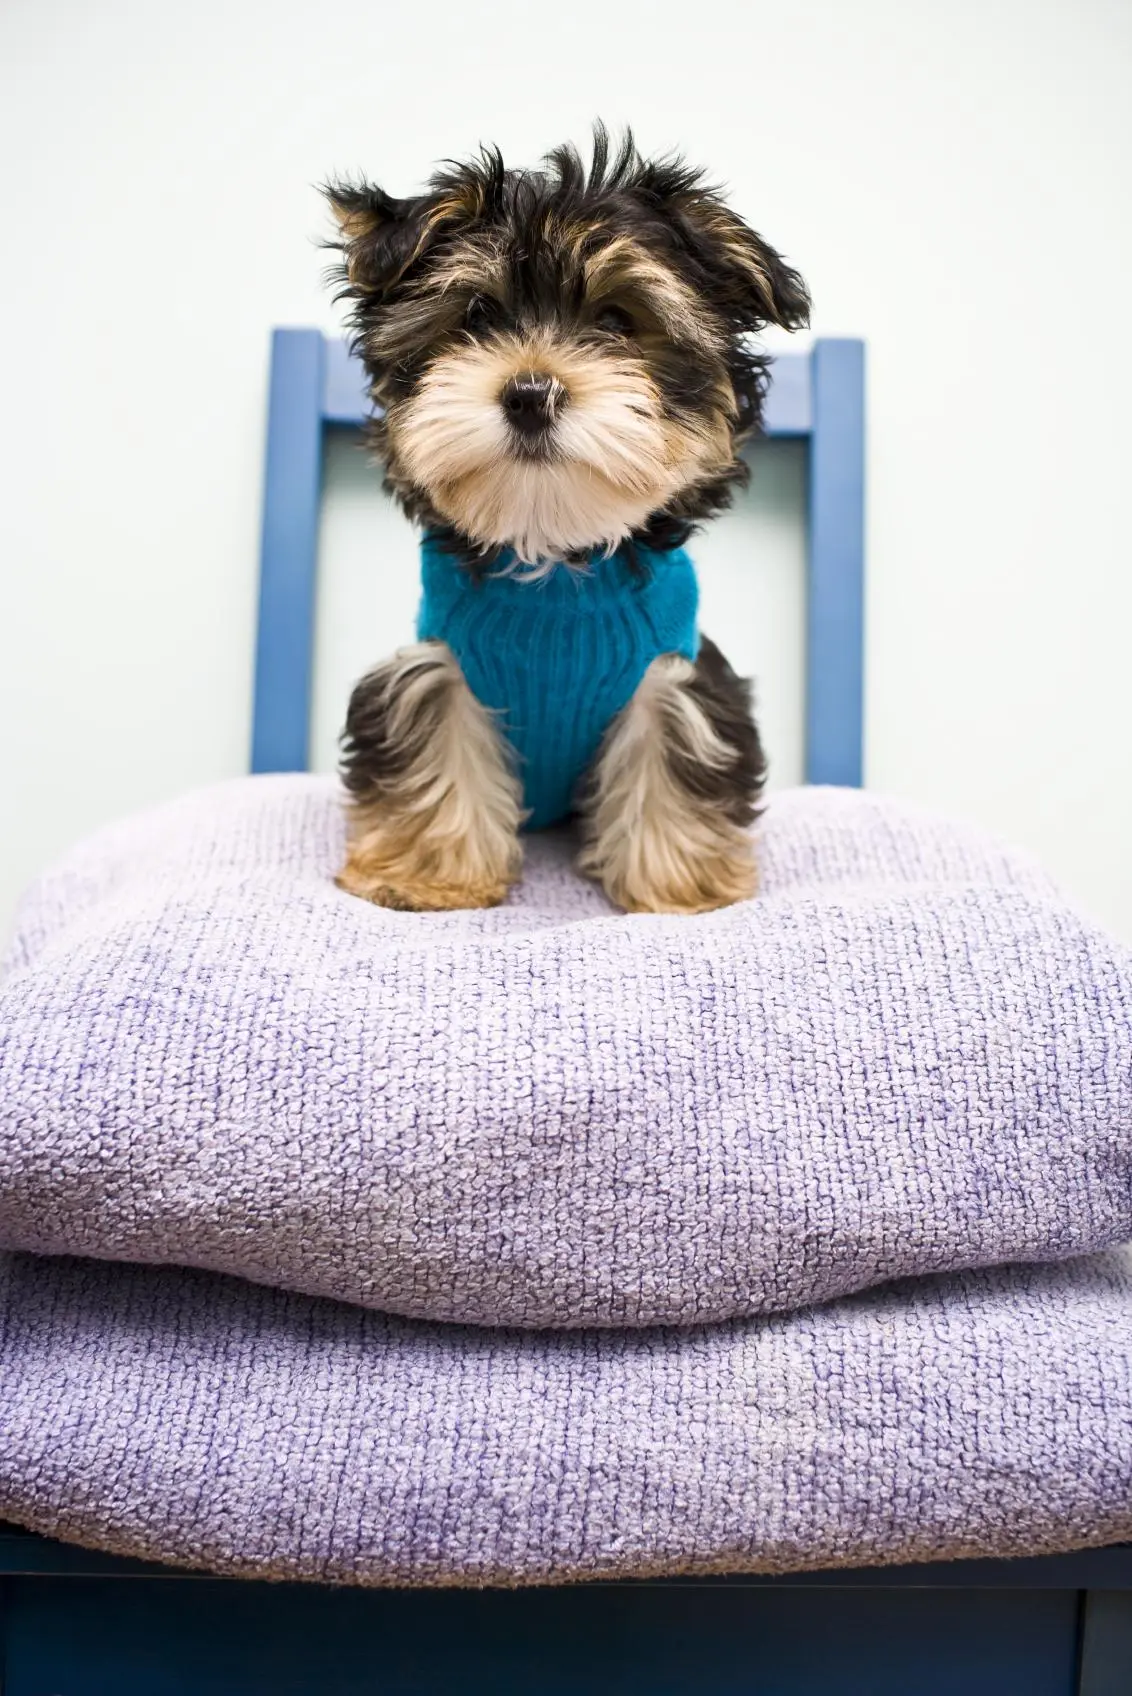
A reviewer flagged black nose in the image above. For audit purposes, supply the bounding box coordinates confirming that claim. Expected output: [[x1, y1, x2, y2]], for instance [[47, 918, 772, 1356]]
[[500, 372, 560, 437]]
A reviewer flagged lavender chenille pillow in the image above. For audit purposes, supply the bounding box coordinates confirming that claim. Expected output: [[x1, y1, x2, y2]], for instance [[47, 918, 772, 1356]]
[[1, 775, 1129, 1327]]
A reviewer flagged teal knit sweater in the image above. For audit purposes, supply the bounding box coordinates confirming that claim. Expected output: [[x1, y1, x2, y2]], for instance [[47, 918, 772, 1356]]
[[417, 537, 699, 830]]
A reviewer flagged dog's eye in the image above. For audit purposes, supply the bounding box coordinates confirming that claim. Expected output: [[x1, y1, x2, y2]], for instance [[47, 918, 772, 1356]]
[[465, 295, 501, 335], [593, 305, 635, 337]]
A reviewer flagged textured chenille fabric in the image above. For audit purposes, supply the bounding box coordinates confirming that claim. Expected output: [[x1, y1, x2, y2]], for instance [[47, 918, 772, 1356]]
[[2, 1246, 1132, 1583], [2, 775, 1130, 1328], [416, 537, 698, 827]]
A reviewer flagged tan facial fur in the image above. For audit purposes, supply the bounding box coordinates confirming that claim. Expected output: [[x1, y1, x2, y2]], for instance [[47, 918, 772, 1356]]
[[387, 329, 733, 566], [582, 238, 722, 353]]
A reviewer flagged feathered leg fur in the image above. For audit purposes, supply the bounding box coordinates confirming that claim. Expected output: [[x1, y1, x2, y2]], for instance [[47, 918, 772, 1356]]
[[337, 641, 523, 911], [577, 636, 766, 914]]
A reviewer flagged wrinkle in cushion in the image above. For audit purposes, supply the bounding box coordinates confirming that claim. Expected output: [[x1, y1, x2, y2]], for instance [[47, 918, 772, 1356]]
[[1, 775, 1130, 1327], [1, 1247, 1132, 1584]]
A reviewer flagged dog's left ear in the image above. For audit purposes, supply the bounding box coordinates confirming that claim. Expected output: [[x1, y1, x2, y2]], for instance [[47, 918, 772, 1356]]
[[323, 178, 461, 298], [698, 203, 810, 332], [641, 168, 810, 333]]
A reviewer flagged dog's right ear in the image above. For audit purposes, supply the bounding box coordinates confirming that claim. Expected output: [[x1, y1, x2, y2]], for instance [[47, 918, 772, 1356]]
[[323, 179, 451, 298]]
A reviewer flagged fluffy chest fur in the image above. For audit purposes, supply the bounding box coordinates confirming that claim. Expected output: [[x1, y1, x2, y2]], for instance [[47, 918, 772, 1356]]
[[416, 539, 699, 829]]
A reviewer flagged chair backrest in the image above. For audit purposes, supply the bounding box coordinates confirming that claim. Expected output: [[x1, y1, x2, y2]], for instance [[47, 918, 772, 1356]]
[[251, 331, 865, 785]]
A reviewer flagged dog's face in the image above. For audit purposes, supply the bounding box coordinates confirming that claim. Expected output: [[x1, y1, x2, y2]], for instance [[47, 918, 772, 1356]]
[[326, 130, 809, 565]]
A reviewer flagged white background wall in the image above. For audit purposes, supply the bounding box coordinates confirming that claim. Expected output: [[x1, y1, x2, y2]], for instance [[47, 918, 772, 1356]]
[[2, 0, 1130, 937]]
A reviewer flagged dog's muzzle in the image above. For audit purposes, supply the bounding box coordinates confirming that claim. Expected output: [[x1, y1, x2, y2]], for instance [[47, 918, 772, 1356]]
[[500, 372, 565, 444]]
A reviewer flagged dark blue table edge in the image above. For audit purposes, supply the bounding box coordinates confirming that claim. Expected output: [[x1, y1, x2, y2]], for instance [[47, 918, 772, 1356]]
[[3, 1524, 1130, 1589]]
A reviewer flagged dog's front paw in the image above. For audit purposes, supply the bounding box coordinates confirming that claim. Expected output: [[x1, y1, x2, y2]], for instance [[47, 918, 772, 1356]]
[[335, 856, 512, 911], [606, 840, 758, 915], [579, 812, 759, 915]]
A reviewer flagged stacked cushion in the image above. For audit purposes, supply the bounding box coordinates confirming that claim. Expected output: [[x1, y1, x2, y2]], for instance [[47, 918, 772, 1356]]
[[2, 775, 1130, 1580]]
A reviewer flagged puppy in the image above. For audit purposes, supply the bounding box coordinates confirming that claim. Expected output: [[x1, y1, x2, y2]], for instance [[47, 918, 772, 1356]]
[[325, 127, 809, 914]]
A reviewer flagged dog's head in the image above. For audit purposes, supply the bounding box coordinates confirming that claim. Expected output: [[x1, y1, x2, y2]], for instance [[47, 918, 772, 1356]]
[[325, 128, 809, 566]]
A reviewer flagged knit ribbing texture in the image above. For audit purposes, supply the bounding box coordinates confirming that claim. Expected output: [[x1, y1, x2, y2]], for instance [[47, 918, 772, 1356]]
[[416, 538, 698, 827]]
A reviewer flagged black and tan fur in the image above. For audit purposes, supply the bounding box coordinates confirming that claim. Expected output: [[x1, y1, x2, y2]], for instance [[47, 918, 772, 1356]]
[[326, 127, 807, 914]]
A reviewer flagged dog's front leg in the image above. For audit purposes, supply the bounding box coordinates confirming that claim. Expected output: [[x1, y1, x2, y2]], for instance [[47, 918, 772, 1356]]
[[336, 641, 523, 911], [577, 637, 766, 915]]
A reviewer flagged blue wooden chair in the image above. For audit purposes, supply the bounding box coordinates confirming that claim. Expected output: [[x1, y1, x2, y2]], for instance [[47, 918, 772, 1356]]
[[250, 330, 864, 787], [1, 330, 1128, 1695]]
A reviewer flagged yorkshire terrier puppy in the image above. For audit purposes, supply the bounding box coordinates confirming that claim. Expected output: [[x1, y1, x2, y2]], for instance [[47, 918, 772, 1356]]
[[325, 127, 809, 914]]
